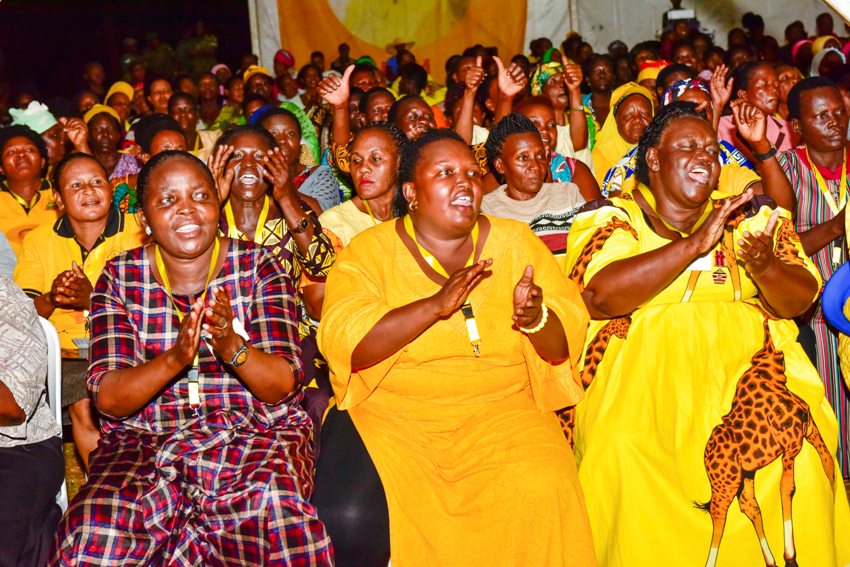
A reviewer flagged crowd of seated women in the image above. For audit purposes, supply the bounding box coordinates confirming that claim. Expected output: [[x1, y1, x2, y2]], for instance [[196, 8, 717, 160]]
[[3, 9, 850, 567]]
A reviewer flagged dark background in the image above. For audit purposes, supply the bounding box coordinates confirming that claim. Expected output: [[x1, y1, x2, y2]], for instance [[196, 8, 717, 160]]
[[0, 0, 252, 99]]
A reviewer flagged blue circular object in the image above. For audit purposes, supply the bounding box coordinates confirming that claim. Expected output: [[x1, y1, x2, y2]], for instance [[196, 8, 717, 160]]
[[823, 262, 850, 335]]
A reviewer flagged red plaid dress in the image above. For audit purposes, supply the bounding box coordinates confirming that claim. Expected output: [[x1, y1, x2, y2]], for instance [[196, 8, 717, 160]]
[[52, 240, 333, 566]]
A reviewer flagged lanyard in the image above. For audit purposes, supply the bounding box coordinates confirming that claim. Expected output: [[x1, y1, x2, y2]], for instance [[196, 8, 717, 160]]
[[362, 198, 389, 225], [223, 196, 271, 244], [805, 148, 847, 266], [403, 214, 482, 356], [806, 147, 847, 215], [637, 185, 713, 237], [154, 237, 221, 409]]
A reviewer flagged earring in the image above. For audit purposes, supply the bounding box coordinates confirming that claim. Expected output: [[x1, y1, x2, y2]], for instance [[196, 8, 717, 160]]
[[145, 226, 152, 236]]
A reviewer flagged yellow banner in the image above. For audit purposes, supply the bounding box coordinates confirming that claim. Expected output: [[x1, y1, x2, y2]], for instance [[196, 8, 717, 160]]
[[278, 0, 527, 82]]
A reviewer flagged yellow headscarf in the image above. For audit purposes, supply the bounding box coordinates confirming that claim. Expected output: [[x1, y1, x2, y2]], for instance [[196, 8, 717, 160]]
[[812, 35, 841, 55], [83, 104, 121, 125], [104, 81, 134, 103], [592, 82, 654, 182]]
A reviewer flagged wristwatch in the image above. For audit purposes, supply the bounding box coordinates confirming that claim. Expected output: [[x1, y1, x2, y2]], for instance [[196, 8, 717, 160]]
[[753, 142, 777, 162], [229, 339, 250, 368], [290, 216, 310, 234], [570, 104, 585, 112]]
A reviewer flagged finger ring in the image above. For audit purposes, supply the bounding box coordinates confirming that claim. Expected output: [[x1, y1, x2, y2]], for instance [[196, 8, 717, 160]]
[[752, 251, 761, 259], [217, 320, 229, 330]]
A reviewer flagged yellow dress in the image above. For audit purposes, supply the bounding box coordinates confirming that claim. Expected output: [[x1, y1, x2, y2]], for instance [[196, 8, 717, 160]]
[[14, 209, 144, 349], [564, 196, 850, 566], [318, 216, 597, 566]]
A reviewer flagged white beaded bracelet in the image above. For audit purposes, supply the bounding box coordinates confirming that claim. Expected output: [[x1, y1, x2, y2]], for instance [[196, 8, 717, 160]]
[[519, 304, 549, 334]]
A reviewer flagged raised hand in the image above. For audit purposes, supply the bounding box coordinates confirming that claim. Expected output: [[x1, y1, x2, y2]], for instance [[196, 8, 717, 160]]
[[730, 99, 767, 145], [168, 297, 205, 368], [318, 65, 353, 108], [262, 147, 293, 202], [709, 64, 733, 111], [687, 188, 754, 255], [465, 56, 485, 91], [59, 117, 90, 153], [207, 144, 235, 203], [738, 208, 781, 277], [429, 260, 493, 318], [494, 56, 527, 99], [563, 63, 583, 95], [513, 265, 544, 328], [202, 286, 243, 359]]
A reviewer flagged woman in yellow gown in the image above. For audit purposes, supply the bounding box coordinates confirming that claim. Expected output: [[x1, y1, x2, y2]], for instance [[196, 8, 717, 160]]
[[564, 101, 850, 566], [318, 129, 596, 566]]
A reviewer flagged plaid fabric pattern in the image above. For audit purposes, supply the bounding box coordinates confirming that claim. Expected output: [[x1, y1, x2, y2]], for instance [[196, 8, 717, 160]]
[[52, 240, 332, 565]]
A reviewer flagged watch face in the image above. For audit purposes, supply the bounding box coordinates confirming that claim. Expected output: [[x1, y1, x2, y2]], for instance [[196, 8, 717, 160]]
[[235, 349, 249, 366]]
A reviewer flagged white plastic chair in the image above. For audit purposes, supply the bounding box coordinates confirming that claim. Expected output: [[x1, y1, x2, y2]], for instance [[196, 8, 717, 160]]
[[38, 317, 68, 512]]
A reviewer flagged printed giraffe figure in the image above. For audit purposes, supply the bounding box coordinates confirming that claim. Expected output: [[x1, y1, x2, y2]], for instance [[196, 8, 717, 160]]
[[773, 218, 807, 268], [699, 313, 835, 567], [568, 216, 638, 292], [558, 316, 632, 446]]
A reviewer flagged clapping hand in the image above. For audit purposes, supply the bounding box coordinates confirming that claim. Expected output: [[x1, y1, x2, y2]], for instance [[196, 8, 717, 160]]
[[50, 262, 93, 310], [512, 265, 544, 328], [202, 286, 242, 359], [738, 208, 780, 278], [429, 260, 492, 318], [687, 189, 754, 255]]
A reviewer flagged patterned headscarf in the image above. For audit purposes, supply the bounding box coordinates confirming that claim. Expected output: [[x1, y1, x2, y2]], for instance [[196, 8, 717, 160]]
[[661, 78, 711, 107], [530, 61, 564, 96]]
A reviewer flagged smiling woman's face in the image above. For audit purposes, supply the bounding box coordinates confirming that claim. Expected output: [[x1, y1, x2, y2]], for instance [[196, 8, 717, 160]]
[[225, 131, 273, 203], [404, 137, 483, 238], [55, 157, 112, 224], [140, 156, 220, 260]]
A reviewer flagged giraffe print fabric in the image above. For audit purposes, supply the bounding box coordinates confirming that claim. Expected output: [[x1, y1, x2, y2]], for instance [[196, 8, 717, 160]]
[[563, 196, 850, 566]]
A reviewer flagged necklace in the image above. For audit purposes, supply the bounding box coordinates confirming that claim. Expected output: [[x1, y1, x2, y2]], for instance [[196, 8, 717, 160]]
[[154, 237, 221, 412], [362, 198, 391, 224], [403, 214, 482, 357]]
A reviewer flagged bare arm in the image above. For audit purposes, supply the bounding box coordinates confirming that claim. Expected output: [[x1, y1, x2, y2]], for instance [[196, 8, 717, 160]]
[[571, 160, 602, 201], [352, 260, 491, 370], [318, 66, 354, 147], [454, 57, 484, 144], [0, 381, 25, 426], [583, 191, 753, 318], [564, 63, 588, 150], [798, 209, 844, 256]]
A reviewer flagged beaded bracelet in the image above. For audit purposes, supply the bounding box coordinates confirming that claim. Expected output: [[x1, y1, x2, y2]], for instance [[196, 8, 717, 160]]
[[519, 304, 549, 334]]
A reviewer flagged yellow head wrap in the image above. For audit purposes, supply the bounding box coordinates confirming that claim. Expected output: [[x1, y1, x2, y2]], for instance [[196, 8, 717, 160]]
[[812, 35, 840, 55], [105, 81, 135, 104], [243, 65, 272, 83], [83, 104, 122, 125], [592, 82, 654, 181]]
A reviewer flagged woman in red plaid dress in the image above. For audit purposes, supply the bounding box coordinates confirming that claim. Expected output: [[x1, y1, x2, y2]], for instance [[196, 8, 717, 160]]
[[51, 151, 332, 566]]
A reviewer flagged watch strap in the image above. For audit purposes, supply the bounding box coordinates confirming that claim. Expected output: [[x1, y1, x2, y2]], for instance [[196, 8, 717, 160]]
[[753, 143, 777, 162]]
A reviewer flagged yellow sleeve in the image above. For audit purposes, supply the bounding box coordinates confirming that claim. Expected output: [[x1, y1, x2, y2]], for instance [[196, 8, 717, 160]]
[[13, 227, 52, 299], [316, 231, 402, 409], [513, 222, 590, 410], [564, 201, 641, 291], [717, 161, 761, 197]]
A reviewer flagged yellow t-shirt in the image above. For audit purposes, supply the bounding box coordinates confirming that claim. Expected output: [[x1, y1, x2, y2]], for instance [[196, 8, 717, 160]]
[[14, 209, 144, 349], [0, 182, 59, 257]]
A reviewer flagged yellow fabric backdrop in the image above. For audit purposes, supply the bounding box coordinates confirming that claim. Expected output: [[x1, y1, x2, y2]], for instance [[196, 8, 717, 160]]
[[277, 0, 527, 82]]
